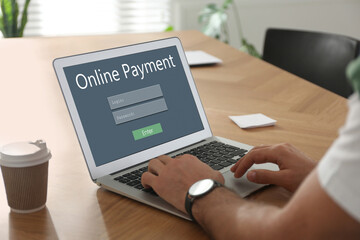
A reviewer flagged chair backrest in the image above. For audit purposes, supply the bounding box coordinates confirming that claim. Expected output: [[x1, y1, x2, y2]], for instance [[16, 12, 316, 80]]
[[262, 28, 360, 98]]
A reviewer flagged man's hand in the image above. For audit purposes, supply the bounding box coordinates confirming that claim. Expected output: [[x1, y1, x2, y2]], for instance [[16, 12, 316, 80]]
[[141, 154, 224, 213], [231, 143, 316, 192]]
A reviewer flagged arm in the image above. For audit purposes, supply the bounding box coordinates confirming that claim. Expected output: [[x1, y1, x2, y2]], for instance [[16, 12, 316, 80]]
[[141, 150, 360, 239], [192, 170, 360, 240]]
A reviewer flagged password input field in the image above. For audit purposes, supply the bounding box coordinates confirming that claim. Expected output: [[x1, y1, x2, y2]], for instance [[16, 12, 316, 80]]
[[112, 98, 168, 124]]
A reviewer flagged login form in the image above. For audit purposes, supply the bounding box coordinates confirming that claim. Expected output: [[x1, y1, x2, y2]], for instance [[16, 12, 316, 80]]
[[64, 46, 204, 166]]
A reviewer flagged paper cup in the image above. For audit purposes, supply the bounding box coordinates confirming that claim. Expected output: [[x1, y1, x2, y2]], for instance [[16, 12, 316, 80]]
[[0, 140, 51, 213]]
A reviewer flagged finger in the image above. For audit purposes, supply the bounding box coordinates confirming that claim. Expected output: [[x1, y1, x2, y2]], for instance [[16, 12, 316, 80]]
[[156, 155, 172, 165], [148, 158, 165, 176], [234, 148, 280, 178], [179, 153, 202, 162], [246, 169, 284, 186], [141, 171, 157, 188], [231, 145, 272, 172], [252, 145, 272, 150], [230, 156, 245, 172]]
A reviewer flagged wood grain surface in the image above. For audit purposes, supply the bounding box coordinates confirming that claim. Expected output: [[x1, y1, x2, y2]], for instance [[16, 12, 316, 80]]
[[0, 30, 347, 239]]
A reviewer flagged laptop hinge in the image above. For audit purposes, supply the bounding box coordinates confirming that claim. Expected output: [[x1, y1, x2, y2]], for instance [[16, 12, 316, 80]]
[[109, 160, 146, 176]]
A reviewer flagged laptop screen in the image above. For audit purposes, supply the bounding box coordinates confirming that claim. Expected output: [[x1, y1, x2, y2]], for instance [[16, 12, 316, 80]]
[[63, 45, 204, 167], [54, 38, 212, 179]]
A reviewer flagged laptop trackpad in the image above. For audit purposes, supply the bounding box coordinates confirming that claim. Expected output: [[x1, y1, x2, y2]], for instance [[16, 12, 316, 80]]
[[223, 163, 279, 198]]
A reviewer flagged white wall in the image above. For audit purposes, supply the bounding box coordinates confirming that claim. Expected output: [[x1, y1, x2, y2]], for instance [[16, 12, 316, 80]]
[[5, 0, 171, 37], [171, 0, 360, 54]]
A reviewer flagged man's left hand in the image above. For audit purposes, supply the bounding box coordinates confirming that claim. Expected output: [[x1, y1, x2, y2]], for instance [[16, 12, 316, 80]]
[[141, 154, 225, 213]]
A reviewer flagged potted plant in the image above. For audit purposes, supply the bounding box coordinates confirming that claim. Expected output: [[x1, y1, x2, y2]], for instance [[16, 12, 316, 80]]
[[0, 0, 31, 38], [198, 0, 261, 58]]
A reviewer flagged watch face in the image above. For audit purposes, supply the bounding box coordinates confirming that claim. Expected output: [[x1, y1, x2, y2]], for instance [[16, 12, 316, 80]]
[[189, 179, 214, 197]]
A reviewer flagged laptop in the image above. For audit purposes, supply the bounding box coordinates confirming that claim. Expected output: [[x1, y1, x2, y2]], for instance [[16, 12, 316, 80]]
[[53, 37, 278, 220]]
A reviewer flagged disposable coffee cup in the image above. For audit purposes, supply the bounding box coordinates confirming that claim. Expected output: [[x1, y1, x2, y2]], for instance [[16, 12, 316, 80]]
[[0, 140, 51, 213]]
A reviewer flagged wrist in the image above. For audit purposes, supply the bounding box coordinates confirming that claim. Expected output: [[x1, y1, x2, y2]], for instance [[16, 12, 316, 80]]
[[185, 179, 223, 222], [191, 186, 228, 224]]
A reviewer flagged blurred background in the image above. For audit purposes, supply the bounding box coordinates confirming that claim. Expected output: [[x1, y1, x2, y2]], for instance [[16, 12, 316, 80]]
[[3, 0, 360, 55]]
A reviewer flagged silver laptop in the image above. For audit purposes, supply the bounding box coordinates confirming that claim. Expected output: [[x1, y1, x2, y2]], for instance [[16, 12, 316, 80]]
[[53, 37, 278, 220]]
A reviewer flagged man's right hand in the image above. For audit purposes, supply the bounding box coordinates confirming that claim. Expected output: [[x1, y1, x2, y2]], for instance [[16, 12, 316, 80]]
[[230, 143, 316, 192]]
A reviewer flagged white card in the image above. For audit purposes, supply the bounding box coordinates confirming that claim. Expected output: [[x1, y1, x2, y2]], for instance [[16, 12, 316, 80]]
[[185, 50, 222, 66], [229, 113, 277, 129]]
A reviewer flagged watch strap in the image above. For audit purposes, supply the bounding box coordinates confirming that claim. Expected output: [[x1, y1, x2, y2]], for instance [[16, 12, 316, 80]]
[[185, 179, 222, 222], [185, 192, 195, 221]]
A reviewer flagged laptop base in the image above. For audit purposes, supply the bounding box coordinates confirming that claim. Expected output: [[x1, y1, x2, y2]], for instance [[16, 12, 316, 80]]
[[97, 136, 278, 221]]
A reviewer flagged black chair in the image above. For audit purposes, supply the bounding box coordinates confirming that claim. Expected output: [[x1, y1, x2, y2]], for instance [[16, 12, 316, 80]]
[[262, 28, 360, 98]]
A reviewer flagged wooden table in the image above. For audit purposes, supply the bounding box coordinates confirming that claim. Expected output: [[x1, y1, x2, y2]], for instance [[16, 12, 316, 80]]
[[0, 30, 347, 239]]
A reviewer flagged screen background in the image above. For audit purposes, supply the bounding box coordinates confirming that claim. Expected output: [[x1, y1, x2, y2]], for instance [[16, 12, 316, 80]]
[[64, 46, 204, 166]]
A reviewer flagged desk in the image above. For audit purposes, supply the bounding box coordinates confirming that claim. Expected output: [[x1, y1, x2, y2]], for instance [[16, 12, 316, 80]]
[[0, 30, 347, 239]]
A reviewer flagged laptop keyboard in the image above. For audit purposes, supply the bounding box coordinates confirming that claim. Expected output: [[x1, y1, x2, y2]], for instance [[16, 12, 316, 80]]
[[174, 141, 248, 170], [113, 141, 248, 195]]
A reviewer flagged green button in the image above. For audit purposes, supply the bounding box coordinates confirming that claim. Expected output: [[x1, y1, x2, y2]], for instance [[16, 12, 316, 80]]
[[132, 123, 163, 141]]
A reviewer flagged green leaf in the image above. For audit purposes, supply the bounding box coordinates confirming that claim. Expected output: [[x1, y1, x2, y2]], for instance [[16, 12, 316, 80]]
[[18, 0, 30, 37], [0, 16, 4, 29], [203, 11, 227, 38], [0, 0, 29, 37], [1, 0, 17, 37], [198, 0, 259, 56], [198, 4, 218, 24], [12, 0, 19, 36], [346, 57, 360, 95], [205, 3, 218, 11], [1, 0, 9, 36], [199, 1, 231, 43], [222, 0, 233, 10], [164, 25, 173, 32], [0, 16, 5, 36], [240, 39, 261, 58]]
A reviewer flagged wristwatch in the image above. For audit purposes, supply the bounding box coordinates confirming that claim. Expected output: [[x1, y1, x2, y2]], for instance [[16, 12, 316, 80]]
[[185, 179, 223, 221]]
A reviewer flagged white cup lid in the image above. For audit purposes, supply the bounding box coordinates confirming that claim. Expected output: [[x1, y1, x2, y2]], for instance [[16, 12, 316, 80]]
[[0, 140, 51, 168]]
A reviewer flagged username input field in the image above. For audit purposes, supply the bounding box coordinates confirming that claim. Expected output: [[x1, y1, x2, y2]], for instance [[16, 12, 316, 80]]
[[107, 84, 163, 110], [112, 98, 168, 124]]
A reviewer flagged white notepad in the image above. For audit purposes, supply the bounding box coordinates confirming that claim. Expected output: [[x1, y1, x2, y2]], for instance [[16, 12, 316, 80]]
[[185, 50, 222, 66], [229, 113, 277, 129]]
